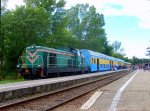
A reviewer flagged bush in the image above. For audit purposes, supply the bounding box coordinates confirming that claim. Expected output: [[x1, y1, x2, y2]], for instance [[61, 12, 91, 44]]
[[0, 70, 19, 80]]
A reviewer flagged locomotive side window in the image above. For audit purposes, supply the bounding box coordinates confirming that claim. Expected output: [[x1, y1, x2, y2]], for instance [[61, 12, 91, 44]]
[[49, 53, 56, 66]]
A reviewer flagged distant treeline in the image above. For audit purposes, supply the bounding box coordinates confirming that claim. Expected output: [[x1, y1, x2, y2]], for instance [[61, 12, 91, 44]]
[[0, 0, 149, 78]]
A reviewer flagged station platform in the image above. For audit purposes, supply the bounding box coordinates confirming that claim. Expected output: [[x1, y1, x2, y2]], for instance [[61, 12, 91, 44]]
[[80, 70, 150, 111], [116, 70, 150, 111], [51, 70, 150, 111], [0, 70, 128, 103], [100, 70, 150, 111]]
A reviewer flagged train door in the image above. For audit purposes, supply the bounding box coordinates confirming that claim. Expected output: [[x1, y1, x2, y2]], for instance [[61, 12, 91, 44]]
[[43, 52, 48, 68], [97, 58, 99, 71], [110, 61, 113, 70], [42, 52, 48, 76], [109, 61, 111, 70]]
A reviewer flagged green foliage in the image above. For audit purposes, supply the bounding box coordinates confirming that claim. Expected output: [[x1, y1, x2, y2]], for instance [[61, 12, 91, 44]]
[[66, 4, 109, 53], [131, 56, 150, 65], [0, 70, 20, 80], [1, 6, 51, 70], [145, 46, 150, 58], [0, 76, 24, 84], [112, 41, 125, 55]]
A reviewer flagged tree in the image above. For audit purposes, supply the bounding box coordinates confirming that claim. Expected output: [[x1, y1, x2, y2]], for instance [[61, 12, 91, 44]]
[[112, 41, 125, 59], [0, 0, 9, 71], [66, 4, 108, 52], [102, 41, 113, 56], [112, 41, 122, 53], [1, 5, 51, 69], [146, 44, 150, 58], [146, 47, 150, 58], [24, 0, 74, 48], [131, 56, 140, 65]]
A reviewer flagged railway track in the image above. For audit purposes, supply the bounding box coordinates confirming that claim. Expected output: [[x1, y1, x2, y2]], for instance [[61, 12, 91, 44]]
[[0, 70, 133, 111]]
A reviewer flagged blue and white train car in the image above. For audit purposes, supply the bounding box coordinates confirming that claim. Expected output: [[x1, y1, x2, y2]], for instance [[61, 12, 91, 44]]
[[109, 57, 125, 69]]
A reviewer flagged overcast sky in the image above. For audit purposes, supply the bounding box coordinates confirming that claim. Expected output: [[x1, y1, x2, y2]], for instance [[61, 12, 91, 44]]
[[7, 0, 150, 58]]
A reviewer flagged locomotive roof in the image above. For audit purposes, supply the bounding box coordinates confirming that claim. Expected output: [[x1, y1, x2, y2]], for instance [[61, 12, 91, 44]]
[[26, 45, 74, 54]]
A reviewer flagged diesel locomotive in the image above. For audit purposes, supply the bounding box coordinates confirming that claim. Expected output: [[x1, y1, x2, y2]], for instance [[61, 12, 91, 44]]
[[17, 45, 131, 79]]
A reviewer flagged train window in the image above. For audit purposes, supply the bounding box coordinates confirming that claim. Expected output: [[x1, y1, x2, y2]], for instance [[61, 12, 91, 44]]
[[49, 53, 56, 66], [94, 58, 96, 64]]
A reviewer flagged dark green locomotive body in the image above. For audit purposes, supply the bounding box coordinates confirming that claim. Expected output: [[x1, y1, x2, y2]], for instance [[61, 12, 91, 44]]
[[17, 45, 87, 79]]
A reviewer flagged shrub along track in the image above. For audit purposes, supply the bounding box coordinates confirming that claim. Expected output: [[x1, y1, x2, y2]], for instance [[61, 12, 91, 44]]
[[0, 70, 133, 111]]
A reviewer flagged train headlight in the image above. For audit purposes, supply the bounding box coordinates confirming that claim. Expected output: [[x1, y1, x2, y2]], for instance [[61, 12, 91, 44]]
[[31, 46, 34, 48], [31, 44, 36, 49], [16, 64, 20, 68], [38, 64, 41, 68]]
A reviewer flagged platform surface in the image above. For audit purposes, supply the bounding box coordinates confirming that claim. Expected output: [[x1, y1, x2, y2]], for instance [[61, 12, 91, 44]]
[[117, 70, 150, 111], [88, 70, 150, 111], [51, 70, 150, 111]]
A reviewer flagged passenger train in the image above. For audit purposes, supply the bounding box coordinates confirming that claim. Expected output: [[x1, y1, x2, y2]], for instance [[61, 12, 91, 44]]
[[17, 45, 131, 79]]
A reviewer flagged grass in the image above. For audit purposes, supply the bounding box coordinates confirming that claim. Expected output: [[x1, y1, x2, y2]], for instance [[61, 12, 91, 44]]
[[0, 70, 24, 84], [0, 78, 24, 84]]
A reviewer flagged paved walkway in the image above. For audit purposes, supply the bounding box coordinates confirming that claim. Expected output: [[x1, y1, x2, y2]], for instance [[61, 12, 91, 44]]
[[52, 70, 150, 111], [117, 70, 150, 111], [90, 70, 150, 111]]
